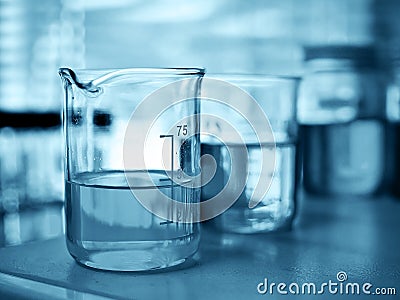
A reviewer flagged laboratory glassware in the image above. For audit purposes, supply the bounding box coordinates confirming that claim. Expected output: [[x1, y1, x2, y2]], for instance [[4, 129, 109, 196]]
[[201, 74, 299, 233], [60, 67, 204, 271]]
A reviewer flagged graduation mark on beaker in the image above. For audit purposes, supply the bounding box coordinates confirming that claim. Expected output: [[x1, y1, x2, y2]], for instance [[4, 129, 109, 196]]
[[159, 134, 175, 225]]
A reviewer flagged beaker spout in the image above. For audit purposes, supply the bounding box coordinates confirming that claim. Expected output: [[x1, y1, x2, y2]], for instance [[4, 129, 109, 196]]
[[58, 68, 102, 97]]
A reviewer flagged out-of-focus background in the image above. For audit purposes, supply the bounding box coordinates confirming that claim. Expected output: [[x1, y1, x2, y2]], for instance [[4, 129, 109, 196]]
[[0, 0, 400, 245], [0, 1, 400, 299]]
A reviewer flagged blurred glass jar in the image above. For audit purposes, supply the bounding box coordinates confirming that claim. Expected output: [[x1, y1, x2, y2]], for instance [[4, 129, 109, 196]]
[[0, 113, 63, 210], [0, 0, 83, 200], [386, 64, 400, 197], [298, 45, 387, 196], [0, 112, 64, 245], [0, 0, 84, 245]]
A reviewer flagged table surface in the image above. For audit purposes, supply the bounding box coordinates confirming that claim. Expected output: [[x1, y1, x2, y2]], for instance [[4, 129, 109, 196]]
[[0, 194, 399, 300]]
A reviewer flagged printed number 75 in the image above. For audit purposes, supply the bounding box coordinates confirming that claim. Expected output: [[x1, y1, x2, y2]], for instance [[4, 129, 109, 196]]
[[177, 125, 188, 136]]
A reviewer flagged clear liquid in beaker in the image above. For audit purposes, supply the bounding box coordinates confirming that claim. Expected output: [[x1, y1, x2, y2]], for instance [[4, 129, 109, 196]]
[[201, 142, 297, 233], [65, 170, 199, 271]]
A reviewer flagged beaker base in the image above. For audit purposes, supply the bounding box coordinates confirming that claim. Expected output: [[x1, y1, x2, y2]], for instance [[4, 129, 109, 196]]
[[66, 234, 199, 272], [212, 206, 294, 234]]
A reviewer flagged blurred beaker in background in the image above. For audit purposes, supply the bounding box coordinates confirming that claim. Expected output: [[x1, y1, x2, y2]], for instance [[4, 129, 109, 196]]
[[298, 46, 387, 196], [0, 0, 84, 245], [201, 75, 299, 233]]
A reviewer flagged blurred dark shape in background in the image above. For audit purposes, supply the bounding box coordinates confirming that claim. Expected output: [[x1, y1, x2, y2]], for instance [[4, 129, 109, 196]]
[[298, 45, 387, 196], [373, 0, 400, 197], [1, 0, 400, 245], [0, 0, 83, 245], [0, 112, 63, 245]]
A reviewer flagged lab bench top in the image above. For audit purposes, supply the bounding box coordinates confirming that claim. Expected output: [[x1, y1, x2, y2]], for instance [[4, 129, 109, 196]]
[[0, 194, 399, 300]]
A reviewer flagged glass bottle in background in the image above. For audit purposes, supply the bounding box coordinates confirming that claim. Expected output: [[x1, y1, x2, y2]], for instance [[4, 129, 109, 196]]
[[0, 112, 64, 245], [298, 46, 387, 197], [386, 66, 400, 197], [0, 0, 84, 245]]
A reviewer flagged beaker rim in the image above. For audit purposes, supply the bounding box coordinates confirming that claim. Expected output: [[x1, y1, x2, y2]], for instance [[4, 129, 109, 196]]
[[205, 73, 300, 82], [59, 67, 205, 93], [59, 67, 205, 77]]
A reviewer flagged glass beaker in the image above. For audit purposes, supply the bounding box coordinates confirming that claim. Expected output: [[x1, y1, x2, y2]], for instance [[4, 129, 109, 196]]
[[200, 75, 299, 233], [59, 67, 204, 271]]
